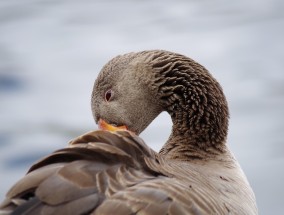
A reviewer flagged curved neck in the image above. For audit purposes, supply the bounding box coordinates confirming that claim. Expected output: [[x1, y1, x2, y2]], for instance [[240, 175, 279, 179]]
[[159, 102, 228, 160], [145, 51, 229, 160]]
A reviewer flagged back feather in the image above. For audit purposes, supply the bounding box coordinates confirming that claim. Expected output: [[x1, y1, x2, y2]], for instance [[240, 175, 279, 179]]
[[0, 130, 256, 215]]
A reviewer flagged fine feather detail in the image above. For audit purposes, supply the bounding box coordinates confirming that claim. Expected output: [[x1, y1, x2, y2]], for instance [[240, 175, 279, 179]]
[[0, 130, 256, 215]]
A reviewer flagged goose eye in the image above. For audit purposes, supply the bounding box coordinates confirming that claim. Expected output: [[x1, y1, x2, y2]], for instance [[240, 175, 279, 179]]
[[104, 89, 113, 102]]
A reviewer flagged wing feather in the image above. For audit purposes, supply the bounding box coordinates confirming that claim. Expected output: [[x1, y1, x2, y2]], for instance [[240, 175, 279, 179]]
[[0, 130, 253, 215], [0, 131, 163, 215]]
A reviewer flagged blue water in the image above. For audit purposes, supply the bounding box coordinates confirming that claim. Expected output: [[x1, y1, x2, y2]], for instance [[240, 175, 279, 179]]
[[0, 0, 283, 214]]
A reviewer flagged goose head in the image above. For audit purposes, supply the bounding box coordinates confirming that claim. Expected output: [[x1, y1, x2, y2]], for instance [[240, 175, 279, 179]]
[[91, 50, 229, 159]]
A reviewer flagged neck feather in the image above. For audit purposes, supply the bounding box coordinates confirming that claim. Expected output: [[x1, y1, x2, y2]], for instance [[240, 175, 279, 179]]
[[144, 50, 229, 160]]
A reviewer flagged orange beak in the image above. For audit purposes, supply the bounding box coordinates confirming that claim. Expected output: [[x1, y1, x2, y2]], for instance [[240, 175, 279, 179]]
[[98, 119, 128, 132]]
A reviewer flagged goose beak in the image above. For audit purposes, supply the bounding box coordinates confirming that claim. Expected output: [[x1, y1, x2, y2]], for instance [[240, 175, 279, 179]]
[[98, 119, 128, 132]]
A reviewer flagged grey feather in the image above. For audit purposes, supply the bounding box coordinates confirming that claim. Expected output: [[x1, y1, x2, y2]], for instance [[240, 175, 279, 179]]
[[0, 50, 257, 215]]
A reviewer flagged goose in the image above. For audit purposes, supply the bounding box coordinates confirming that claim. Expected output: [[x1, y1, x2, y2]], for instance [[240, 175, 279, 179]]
[[0, 50, 257, 215]]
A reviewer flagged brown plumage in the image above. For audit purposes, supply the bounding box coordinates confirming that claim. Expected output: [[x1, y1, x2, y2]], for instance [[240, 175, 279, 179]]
[[0, 50, 257, 215]]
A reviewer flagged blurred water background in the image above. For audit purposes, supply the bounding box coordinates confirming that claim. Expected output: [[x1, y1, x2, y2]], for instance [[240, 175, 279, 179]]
[[0, 0, 283, 214]]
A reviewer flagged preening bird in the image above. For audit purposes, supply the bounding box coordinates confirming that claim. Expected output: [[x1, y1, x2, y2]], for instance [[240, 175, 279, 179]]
[[0, 50, 257, 215]]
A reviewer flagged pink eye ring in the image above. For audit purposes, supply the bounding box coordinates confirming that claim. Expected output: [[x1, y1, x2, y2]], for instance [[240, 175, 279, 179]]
[[104, 89, 113, 102]]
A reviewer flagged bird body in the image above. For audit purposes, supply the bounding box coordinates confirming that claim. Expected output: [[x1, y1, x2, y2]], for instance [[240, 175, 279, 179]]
[[0, 50, 257, 214]]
